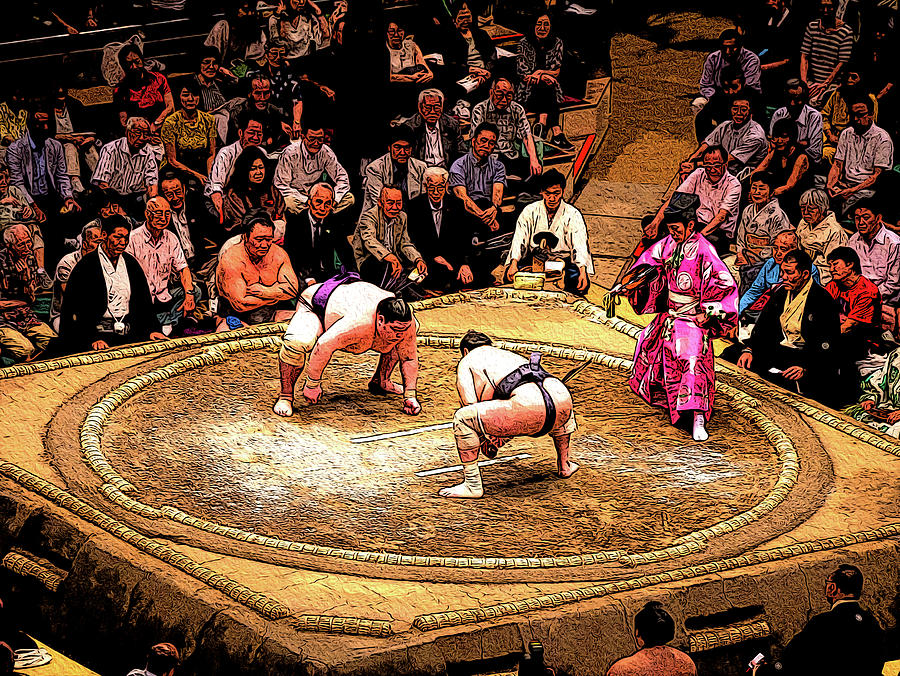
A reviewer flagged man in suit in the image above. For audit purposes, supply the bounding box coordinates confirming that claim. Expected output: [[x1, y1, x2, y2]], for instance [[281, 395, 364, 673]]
[[403, 88, 466, 169], [59, 215, 166, 353], [736, 248, 844, 405], [283, 182, 355, 282], [762, 565, 886, 676], [7, 100, 82, 273], [159, 171, 210, 274], [406, 167, 475, 292], [353, 185, 427, 291], [359, 126, 427, 215]]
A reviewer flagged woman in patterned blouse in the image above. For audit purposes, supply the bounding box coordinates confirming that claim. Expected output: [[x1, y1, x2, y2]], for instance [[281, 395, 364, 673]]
[[160, 79, 218, 187]]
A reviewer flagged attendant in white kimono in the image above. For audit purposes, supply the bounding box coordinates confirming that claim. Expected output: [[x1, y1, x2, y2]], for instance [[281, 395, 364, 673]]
[[734, 172, 793, 292], [504, 169, 593, 294]]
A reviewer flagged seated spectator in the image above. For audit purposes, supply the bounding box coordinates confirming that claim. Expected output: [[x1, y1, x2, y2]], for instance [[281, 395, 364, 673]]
[[385, 20, 433, 113], [516, 13, 571, 149], [695, 66, 746, 144], [403, 88, 465, 169], [769, 79, 823, 164], [52, 85, 99, 195], [763, 565, 886, 675], [126, 642, 180, 676], [81, 189, 139, 242], [220, 146, 285, 249], [443, 2, 496, 101], [194, 47, 229, 116], [696, 29, 761, 109], [734, 172, 793, 291], [847, 346, 900, 435], [821, 65, 879, 163], [225, 74, 290, 150], [504, 168, 593, 295], [736, 249, 843, 404], [748, 0, 803, 99], [825, 246, 881, 362], [800, 0, 854, 106], [50, 222, 102, 332], [282, 181, 354, 282], [274, 122, 352, 214], [0, 163, 46, 285], [796, 188, 848, 284], [847, 199, 900, 330], [160, 172, 209, 271], [215, 210, 298, 330], [648, 145, 742, 256], [826, 95, 894, 215], [684, 93, 768, 177], [0, 223, 56, 362], [205, 110, 266, 224], [125, 197, 201, 333], [406, 167, 475, 291], [161, 79, 217, 188], [753, 120, 813, 223], [450, 122, 509, 240], [472, 78, 542, 181], [739, 230, 821, 318], [360, 126, 427, 215], [606, 601, 696, 676], [91, 117, 160, 218], [248, 39, 303, 130], [856, 15, 898, 139], [352, 185, 427, 289], [59, 215, 165, 352], [268, 0, 330, 60], [114, 45, 174, 135], [7, 100, 81, 270], [205, 0, 267, 69]]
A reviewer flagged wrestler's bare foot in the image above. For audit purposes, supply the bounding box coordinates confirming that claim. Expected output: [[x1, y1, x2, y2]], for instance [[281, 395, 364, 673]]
[[368, 379, 403, 395], [273, 397, 294, 417], [439, 482, 484, 498], [558, 460, 579, 478]]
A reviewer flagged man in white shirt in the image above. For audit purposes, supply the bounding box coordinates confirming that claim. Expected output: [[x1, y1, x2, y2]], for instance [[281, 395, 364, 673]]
[[847, 198, 900, 308], [126, 196, 201, 333], [827, 96, 894, 214], [503, 169, 593, 294], [274, 122, 353, 214], [205, 109, 267, 223], [647, 145, 742, 255], [90, 117, 159, 218]]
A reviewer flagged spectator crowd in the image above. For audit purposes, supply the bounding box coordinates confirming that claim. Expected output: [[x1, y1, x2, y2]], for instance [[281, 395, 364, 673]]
[[0, 0, 598, 365], [671, 0, 900, 426]]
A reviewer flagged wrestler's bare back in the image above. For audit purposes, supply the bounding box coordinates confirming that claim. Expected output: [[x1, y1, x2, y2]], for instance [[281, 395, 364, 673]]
[[301, 281, 409, 355], [457, 346, 531, 402]]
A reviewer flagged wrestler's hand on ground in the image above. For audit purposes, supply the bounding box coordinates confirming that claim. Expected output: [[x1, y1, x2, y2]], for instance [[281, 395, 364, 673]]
[[782, 365, 805, 381], [860, 399, 876, 411], [402, 397, 422, 415], [303, 383, 323, 403]]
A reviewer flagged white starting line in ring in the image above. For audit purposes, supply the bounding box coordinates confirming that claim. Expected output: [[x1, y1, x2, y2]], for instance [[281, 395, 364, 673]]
[[415, 454, 534, 477]]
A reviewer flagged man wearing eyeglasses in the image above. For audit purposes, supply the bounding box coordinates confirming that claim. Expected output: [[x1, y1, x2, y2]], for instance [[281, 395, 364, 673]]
[[471, 77, 542, 183], [91, 117, 159, 219], [274, 121, 353, 214], [359, 126, 427, 215], [403, 88, 466, 169]]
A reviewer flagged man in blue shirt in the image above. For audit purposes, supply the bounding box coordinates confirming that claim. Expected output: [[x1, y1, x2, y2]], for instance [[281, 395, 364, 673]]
[[739, 230, 820, 316]]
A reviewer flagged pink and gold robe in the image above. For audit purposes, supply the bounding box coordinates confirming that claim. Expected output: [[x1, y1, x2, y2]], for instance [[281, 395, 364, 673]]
[[627, 233, 738, 423]]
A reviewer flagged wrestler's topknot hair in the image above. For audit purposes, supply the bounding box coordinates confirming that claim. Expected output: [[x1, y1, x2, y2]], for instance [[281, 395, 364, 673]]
[[376, 297, 412, 323], [460, 330, 492, 355]]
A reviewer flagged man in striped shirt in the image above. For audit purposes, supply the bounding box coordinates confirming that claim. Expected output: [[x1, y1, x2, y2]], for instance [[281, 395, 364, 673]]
[[91, 117, 159, 219], [800, 0, 854, 106]]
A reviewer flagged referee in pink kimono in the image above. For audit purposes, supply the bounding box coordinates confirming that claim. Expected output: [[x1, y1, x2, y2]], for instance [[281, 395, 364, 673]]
[[625, 192, 739, 441]]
